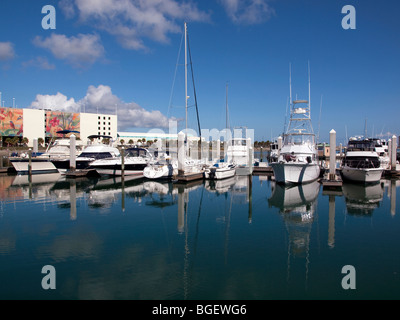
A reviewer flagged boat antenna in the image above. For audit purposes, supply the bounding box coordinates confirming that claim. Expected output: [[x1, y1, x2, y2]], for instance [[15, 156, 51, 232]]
[[364, 118, 367, 138], [283, 96, 289, 134]]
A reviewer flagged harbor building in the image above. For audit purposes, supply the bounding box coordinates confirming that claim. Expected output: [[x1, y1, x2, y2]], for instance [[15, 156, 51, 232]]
[[0, 107, 118, 147]]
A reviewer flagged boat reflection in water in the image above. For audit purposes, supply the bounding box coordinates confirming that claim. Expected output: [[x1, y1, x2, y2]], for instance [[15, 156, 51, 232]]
[[268, 180, 320, 286], [342, 181, 384, 216]]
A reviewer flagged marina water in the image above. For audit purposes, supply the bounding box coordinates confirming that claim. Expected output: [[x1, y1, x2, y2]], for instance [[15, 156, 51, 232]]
[[0, 161, 399, 299]]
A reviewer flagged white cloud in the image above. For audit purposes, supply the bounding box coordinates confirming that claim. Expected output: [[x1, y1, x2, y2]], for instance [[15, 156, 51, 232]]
[[29, 85, 174, 130], [219, 0, 275, 24], [30, 92, 79, 112], [22, 56, 56, 70], [0, 42, 15, 61], [59, 0, 211, 50], [33, 33, 105, 68]]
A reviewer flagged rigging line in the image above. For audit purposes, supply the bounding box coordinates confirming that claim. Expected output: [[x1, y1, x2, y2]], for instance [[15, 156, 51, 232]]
[[186, 28, 201, 139], [168, 30, 185, 119]]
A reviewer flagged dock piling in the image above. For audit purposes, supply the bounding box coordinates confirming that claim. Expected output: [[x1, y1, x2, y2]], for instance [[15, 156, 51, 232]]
[[28, 148, 32, 177], [329, 129, 336, 180], [321, 129, 342, 189], [70, 134, 76, 171], [391, 135, 397, 171], [178, 131, 185, 175]]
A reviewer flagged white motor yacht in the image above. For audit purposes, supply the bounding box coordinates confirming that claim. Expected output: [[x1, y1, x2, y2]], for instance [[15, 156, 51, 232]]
[[341, 140, 383, 184], [89, 147, 152, 177]]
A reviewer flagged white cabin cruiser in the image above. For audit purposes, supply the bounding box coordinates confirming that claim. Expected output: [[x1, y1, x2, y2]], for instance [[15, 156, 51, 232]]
[[89, 147, 152, 177], [341, 138, 383, 183]]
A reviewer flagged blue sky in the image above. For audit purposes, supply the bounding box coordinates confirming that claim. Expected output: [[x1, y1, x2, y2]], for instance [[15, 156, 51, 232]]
[[0, 0, 399, 144]]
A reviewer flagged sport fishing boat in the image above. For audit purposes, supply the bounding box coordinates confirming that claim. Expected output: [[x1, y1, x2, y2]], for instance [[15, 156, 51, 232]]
[[270, 67, 320, 184]]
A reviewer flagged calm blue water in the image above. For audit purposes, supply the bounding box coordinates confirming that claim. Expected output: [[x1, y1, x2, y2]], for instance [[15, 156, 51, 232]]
[[0, 169, 399, 300]]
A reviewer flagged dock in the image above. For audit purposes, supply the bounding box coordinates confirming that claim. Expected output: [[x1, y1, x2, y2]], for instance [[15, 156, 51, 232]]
[[320, 176, 343, 189], [175, 172, 204, 182], [0, 167, 12, 174], [252, 165, 273, 174]]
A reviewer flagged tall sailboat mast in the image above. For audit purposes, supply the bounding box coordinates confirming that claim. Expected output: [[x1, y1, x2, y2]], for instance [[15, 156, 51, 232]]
[[308, 61, 311, 119], [226, 83, 230, 131], [184, 22, 188, 142], [289, 63, 292, 107]]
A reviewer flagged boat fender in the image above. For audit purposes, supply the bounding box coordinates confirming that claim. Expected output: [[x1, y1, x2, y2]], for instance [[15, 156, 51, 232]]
[[306, 156, 312, 164]]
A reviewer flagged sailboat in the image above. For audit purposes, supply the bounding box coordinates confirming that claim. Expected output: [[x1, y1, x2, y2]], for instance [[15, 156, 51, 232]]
[[204, 83, 236, 180], [270, 65, 320, 184], [144, 22, 204, 180]]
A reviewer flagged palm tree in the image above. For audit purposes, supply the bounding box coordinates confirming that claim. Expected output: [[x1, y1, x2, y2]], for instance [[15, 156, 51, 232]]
[[22, 137, 29, 146], [5, 137, 12, 147], [38, 137, 44, 147]]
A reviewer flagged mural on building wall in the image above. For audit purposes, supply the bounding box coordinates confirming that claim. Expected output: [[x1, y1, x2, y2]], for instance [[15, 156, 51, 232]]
[[46, 111, 80, 138], [45, 111, 80, 138], [0, 108, 23, 137]]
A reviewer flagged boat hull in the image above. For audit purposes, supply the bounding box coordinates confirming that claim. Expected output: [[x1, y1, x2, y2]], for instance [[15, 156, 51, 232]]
[[341, 166, 383, 183], [89, 163, 147, 177], [270, 162, 320, 184], [143, 164, 177, 180], [10, 160, 59, 175], [205, 167, 236, 180]]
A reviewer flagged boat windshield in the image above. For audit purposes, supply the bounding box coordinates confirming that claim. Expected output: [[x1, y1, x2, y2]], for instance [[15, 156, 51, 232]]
[[126, 148, 149, 157], [343, 156, 380, 169], [284, 134, 315, 145], [231, 139, 247, 146], [78, 152, 113, 159], [47, 146, 70, 154], [347, 140, 375, 151]]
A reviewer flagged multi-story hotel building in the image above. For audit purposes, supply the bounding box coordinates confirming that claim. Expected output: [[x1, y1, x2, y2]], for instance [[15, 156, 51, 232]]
[[0, 107, 118, 147]]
